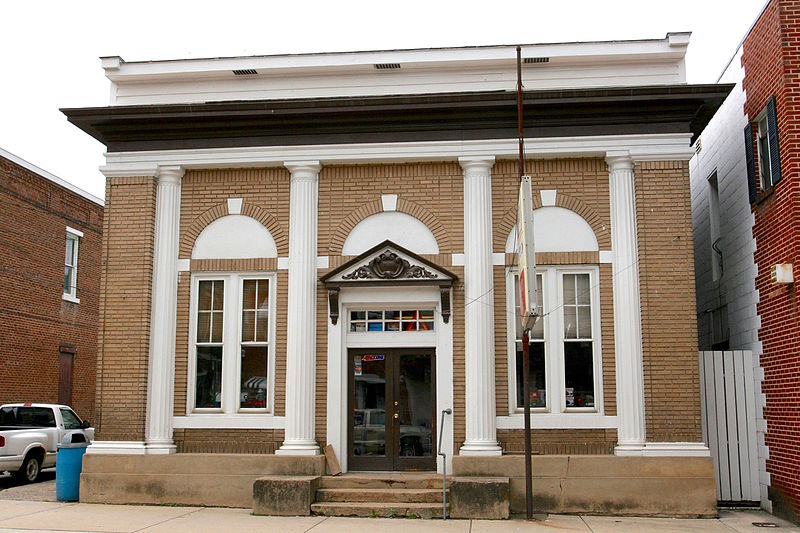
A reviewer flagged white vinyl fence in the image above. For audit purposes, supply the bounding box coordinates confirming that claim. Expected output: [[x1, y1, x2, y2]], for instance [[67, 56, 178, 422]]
[[699, 350, 760, 503]]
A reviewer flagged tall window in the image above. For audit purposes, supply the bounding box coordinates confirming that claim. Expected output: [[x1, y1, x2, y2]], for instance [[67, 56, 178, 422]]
[[63, 227, 83, 303], [190, 273, 275, 414], [195, 280, 224, 409], [508, 267, 601, 413]]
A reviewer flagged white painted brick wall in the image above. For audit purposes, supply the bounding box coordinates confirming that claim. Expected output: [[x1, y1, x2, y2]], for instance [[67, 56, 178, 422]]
[[689, 46, 769, 510]]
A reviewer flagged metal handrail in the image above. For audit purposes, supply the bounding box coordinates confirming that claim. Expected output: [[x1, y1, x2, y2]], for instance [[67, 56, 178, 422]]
[[437, 408, 452, 520]]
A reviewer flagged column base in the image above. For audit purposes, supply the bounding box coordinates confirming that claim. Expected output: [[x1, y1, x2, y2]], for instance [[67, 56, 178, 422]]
[[86, 441, 146, 455], [614, 443, 645, 456], [459, 441, 503, 456], [276, 440, 321, 456], [145, 440, 177, 455]]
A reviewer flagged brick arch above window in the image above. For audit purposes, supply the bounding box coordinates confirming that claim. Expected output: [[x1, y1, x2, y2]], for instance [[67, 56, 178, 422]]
[[328, 197, 451, 255], [180, 200, 288, 258], [495, 192, 610, 252]]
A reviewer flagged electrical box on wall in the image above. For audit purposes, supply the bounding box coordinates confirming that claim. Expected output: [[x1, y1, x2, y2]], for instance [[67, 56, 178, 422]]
[[772, 263, 794, 285]]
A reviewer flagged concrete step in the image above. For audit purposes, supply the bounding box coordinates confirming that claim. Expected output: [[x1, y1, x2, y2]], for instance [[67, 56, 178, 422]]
[[316, 487, 446, 503], [311, 501, 448, 519], [318, 473, 444, 490]]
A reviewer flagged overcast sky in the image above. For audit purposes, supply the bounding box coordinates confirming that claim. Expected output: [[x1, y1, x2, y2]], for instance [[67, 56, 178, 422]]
[[0, 0, 767, 200]]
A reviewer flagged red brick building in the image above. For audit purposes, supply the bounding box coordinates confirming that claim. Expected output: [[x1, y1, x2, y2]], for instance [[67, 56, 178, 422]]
[[0, 147, 103, 422], [743, 0, 800, 522]]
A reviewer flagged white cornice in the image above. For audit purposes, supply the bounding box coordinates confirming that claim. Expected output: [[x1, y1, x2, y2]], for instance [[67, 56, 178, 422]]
[[101, 134, 694, 173]]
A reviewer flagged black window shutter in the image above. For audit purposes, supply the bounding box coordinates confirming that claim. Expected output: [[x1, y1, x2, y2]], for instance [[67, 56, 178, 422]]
[[744, 122, 757, 203], [767, 95, 782, 185]]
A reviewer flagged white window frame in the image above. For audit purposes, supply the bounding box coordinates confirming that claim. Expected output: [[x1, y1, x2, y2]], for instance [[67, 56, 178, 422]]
[[63, 227, 83, 303], [755, 111, 773, 190], [505, 265, 603, 416], [187, 271, 277, 416]]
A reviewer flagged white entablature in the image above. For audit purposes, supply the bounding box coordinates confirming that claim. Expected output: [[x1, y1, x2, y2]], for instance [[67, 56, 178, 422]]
[[101, 33, 689, 106]]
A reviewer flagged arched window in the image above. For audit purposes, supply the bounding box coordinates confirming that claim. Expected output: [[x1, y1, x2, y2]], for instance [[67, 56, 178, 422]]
[[342, 212, 439, 255]]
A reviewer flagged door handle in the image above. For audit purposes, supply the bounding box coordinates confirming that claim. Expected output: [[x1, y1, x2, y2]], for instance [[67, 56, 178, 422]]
[[393, 413, 399, 419], [394, 401, 399, 406]]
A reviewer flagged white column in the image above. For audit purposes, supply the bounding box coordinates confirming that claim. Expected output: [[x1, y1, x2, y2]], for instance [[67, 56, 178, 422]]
[[606, 152, 647, 455], [459, 156, 502, 456], [277, 161, 321, 455], [145, 165, 184, 454]]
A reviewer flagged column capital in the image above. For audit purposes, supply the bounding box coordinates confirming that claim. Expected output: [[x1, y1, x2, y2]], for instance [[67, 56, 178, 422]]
[[157, 165, 185, 184], [605, 151, 634, 171], [458, 156, 495, 172], [284, 161, 321, 179]]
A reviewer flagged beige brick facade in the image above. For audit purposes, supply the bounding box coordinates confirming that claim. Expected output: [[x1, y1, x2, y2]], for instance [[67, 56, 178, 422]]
[[98, 158, 701, 455], [95, 176, 156, 441]]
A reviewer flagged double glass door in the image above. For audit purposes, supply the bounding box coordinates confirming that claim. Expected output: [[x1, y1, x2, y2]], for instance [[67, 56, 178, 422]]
[[348, 349, 436, 471]]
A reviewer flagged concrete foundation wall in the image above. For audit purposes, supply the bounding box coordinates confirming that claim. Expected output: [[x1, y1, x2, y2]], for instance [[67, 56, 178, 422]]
[[79, 453, 326, 508], [452, 455, 717, 517]]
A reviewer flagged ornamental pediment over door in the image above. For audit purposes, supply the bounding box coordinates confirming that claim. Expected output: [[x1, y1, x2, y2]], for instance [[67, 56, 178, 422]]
[[320, 240, 458, 325]]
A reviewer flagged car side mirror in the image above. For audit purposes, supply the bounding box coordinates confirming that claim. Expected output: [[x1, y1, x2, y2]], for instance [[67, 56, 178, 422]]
[[80, 420, 90, 429]]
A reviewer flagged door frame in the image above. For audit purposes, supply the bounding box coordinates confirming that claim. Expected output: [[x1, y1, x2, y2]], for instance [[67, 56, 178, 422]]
[[326, 286, 454, 474], [347, 348, 437, 471]]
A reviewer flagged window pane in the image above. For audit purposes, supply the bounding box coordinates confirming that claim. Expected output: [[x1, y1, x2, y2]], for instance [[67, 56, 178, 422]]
[[578, 306, 592, 338], [60, 408, 81, 430], [403, 321, 417, 331], [241, 310, 255, 342], [368, 311, 382, 320], [195, 346, 223, 408], [563, 274, 576, 304], [516, 342, 546, 408], [211, 310, 224, 343], [576, 274, 590, 305], [385, 311, 400, 320], [197, 312, 210, 343], [564, 341, 594, 408], [384, 321, 400, 332], [64, 266, 73, 292], [367, 321, 382, 332], [419, 310, 434, 320], [243, 280, 257, 310], [198, 281, 213, 311], [33, 408, 56, 427], [351, 322, 366, 332], [240, 345, 268, 409], [402, 310, 417, 320], [256, 310, 269, 342], [212, 281, 224, 311], [257, 280, 269, 310], [419, 321, 434, 331], [564, 307, 577, 339], [65, 237, 75, 265], [351, 311, 366, 321]]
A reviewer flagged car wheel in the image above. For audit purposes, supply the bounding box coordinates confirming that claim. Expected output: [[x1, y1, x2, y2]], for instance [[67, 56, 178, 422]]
[[16, 454, 41, 483]]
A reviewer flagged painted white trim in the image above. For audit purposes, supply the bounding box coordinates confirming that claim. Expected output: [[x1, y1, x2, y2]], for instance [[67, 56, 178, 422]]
[[177, 259, 191, 272], [101, 133, 695, 173], [326, 286, 453, 474], [492, 253, 505, 266], [65, 226, 84, 238], [227, 197, 243, 215], [172, 415, 285, 429], [317, 256, 330, 269], [599, 251, 613, 264], [640, 442, 711, 457], [451, 254, 465, 266], [381, 194, 398, 212], [85, 441, 146, 455], [61, 293, 80, 304], [540, 190, 557, 207], [0, 147, 104, 205], [277, 257, 289, 270], [496, 414, 618, 429]]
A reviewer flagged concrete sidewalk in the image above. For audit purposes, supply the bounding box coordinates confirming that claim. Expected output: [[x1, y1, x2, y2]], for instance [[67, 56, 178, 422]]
[[0, 501, 797, 533]]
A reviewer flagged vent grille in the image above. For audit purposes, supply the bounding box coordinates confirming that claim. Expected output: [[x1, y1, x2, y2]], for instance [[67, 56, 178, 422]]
[[374, 63, 401, 70], [233, 69, 258, 76], [524, 57, 550, 64]]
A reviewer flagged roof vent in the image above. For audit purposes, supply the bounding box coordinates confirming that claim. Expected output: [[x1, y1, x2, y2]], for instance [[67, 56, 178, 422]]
[[233, 69, 258, 76], [524, 57, 550, 64], [374, 63, 401, 70]]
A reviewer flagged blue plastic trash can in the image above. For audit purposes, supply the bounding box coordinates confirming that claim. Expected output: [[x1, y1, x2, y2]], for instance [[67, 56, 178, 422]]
[[56, 431, 88, 502]]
